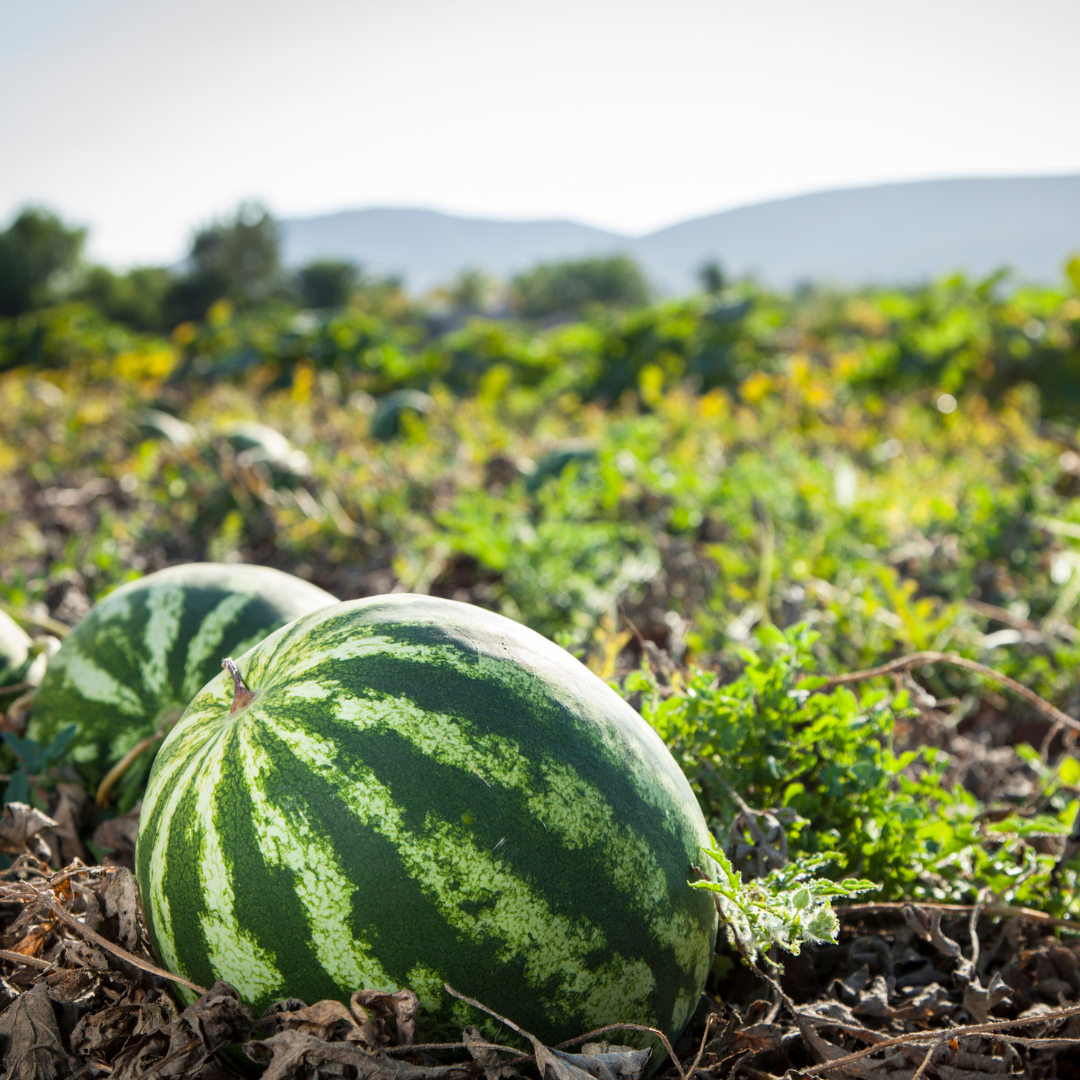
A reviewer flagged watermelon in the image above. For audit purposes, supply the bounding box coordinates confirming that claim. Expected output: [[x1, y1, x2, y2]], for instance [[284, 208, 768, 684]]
[[0, 609, 32, 691], [28, 563, 336, 797], [136, 595, 717, 1051], [0, 609, 33, 715]]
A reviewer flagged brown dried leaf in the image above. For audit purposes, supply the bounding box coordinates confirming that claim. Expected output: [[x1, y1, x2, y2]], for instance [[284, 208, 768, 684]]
[[90, 806, 140, 872], [245, 1029, 478, 1080], [463, 1024, 516, 1080], [0, 983, 68, 1080], [42, 786, 87, 868], [56, 939, 108, 973], [533, 1043, 596, 1080], [69, 1001, 144, 1056], [175, 979, 254, 1056], [963, 972, 1012, 1024], [0, 805, 58, 861], [549, 1044, 652, 1080], [730, 1021, 784, 1055], [107, 979, 251, 1080], [100, 869, 139, 954], [352, 988, 419, 1047], [263, 998, 359, 1043]]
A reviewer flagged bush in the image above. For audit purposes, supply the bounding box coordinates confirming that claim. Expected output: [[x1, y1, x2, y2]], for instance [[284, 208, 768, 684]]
[[510, 254, 650, 318]]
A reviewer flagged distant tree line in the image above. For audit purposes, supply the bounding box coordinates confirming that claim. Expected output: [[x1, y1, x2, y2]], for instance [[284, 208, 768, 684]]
[[0, 204, 404, 331], [0, 203, 721, 331]]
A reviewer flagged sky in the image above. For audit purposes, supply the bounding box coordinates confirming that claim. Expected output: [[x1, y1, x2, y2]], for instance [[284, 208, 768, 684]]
[[1, 0, 1077, 268]]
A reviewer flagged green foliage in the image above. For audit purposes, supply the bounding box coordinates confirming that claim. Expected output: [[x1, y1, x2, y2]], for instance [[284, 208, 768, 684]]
[[442, 268, 494, 313], [0, 207, 86, 317], [296, 259, 361, 310], [510, 254, 651, 318], [633, 625, 1080, 913], [2, 725, 76, 806], [165, 201, 283, 324], [694, 846, 874, 962], [698, 261, 726, 295], [72, 265, 172, 332], [2, 259, 1080, 922]]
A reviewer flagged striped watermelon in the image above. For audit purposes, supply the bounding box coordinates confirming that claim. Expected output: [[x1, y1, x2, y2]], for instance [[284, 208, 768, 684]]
[[0, 609, 33, 714], [28, 563, 336, 799], [0, 609, 32, 688], [136, 595, 717, 1051]]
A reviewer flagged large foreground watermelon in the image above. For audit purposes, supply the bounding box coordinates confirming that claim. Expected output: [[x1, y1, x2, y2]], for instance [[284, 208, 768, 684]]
[[29, 563, 336, 795], [136, 595, 717, 1051]]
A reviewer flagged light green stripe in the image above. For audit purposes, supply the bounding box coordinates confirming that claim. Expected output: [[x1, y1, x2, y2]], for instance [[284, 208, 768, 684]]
[[182, 593, 251, 699], [265, 625, 698, 853], [330, 688, 682, 932], [272, 711, 658, 1023], [142, 582, 185, 699], [143, 677, 232, 970], [239, 716, 399, 998], [52, 650, 144, 715], [194, 727, 284, 1004]]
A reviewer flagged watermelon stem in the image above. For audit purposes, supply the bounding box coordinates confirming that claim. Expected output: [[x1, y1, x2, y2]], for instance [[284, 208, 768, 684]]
[[222, 658, 256, 714], [95, 733, 162, 807]]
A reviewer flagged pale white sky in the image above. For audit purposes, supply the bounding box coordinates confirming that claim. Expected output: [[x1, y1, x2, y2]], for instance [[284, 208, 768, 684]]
[[1, 0, 1077, 267]]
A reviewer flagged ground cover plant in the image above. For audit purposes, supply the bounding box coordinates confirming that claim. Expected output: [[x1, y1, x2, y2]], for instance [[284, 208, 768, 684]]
[[1, 262, 1080, 1077]]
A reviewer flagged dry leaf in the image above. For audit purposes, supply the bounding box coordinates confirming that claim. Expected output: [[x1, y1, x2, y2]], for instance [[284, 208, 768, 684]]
[[100, 869, 140, 954], [90, 807, 140, 872], [0, 805, 58, 861], [352, 988, 419, 1047], [549, 1044, 651, 1080], [0, 983, 68, 1080], [43, 786, 88, 868], [245, 1029, 479, 1080]]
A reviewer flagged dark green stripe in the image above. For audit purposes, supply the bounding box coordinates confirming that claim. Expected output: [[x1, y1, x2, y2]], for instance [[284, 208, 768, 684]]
[[160, 779, 216, 993], [241, 718, 587, 1042], [31, 571, 333, 784], [306, 634, 694, 866], [211, 724, 340, 1006]]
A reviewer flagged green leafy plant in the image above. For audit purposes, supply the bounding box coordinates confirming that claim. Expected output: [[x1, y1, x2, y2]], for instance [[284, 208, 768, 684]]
[[633, 624, 1080, 913], [2, 725, 77, 806], [694, 845, 875, 962]]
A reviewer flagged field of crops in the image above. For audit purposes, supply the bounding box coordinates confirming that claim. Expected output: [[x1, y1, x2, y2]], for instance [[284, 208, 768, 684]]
[[3, 264, 1080, 1077]]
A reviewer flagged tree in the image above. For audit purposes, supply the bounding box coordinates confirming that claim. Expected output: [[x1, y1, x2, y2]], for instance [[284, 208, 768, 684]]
[[165, 202, 282, 324], [510, 254, 650, 318], [445, 268, 493, 312], [296, 259, 360, 309], [74, 265, 172, 331], [698, 260, 726, 295], [0, 207, 86, 317]]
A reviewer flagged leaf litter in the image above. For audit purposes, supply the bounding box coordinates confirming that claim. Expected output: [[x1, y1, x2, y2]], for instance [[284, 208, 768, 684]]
[[1, 642, 1079, 1077], [0, 842, 1073, 1080]]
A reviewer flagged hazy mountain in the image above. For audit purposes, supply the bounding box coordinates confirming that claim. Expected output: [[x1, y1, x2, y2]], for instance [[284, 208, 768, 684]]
[[280, 176, 1080, 294], [281, 208, 628, 293]]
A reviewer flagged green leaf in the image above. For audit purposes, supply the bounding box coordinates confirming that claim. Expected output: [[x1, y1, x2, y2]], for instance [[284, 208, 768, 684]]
[[4, 771, 30, 806]]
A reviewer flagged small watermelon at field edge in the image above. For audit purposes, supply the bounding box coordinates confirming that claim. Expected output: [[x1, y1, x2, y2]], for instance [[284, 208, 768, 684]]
[[0, 608, 32, 688], [28, 563, 337, 798], [136, 594, 718, 1056], [0, 608, 34, 715]]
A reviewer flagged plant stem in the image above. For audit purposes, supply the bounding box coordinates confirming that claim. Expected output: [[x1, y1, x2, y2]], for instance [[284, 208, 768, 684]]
[[222, 658, 256, 714]]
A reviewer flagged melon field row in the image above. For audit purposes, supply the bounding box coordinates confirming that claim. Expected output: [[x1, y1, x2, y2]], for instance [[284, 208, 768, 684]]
[[2, 270, 1080, 921]]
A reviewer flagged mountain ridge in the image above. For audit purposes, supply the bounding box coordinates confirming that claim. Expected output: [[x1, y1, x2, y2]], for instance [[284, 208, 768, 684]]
[[279, 175, 1080, 294]]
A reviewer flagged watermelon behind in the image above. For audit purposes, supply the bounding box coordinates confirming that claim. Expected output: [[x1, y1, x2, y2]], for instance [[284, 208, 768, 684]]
[[136, 594, 717, 1053], [0, 609, 32, 688], [29, 563, 336, 798], [0, 609, 33, 715]]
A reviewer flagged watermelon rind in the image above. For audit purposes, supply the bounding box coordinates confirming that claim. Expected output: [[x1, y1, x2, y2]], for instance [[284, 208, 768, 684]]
[[136, 594, 718, 1052], [28, 563, 337, 792], [0, 608, 32, 692]]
